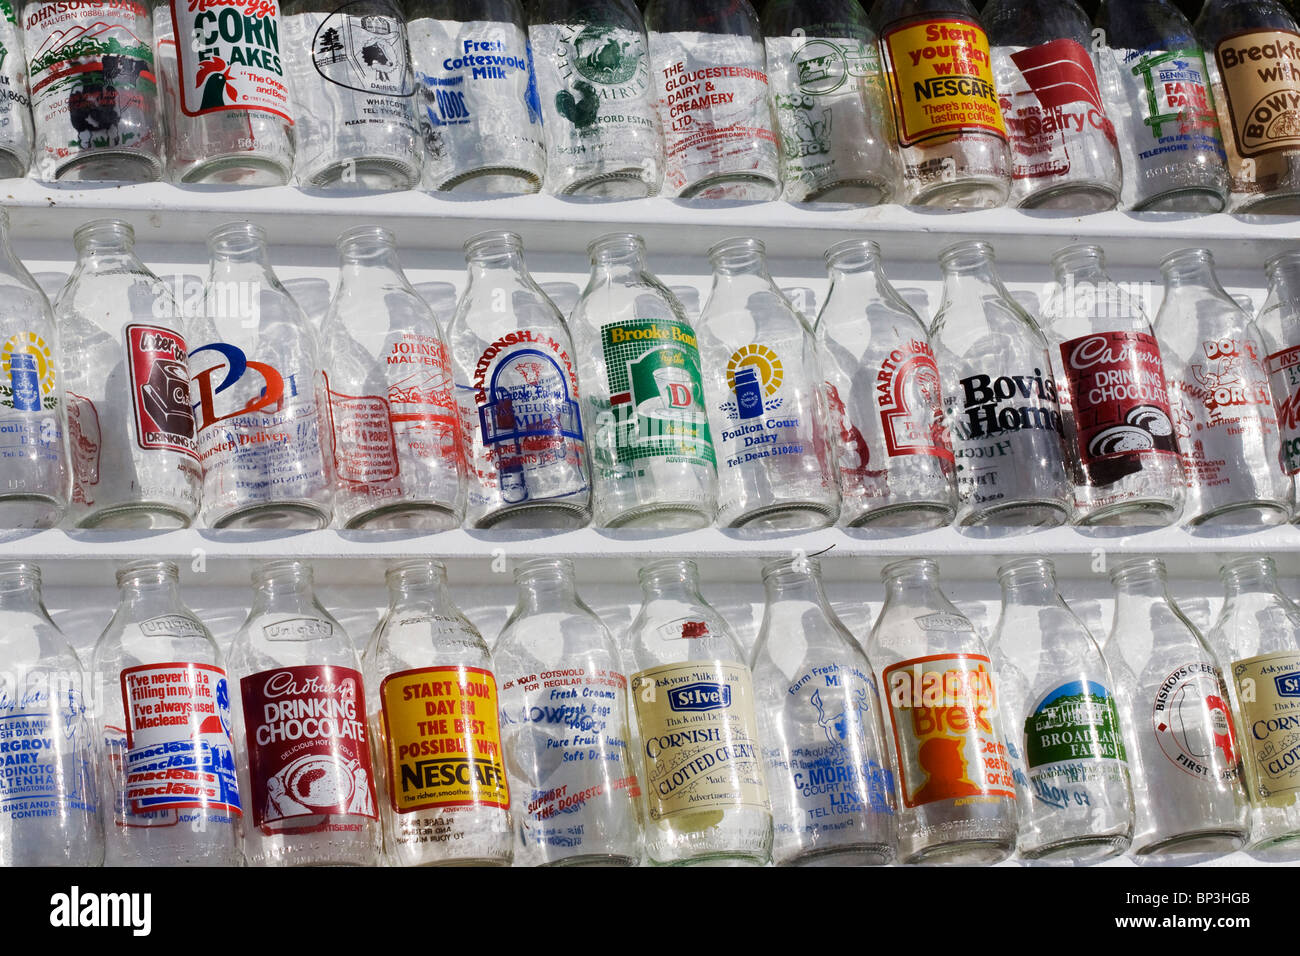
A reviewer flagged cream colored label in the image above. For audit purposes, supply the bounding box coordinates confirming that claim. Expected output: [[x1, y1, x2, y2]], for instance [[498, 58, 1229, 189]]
[[1232, 650, 1300, 806], [1215, 29, 1300, 158], [631, 661, 769, 821]]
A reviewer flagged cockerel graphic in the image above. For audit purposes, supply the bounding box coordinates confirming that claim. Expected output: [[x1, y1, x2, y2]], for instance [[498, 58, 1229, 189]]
[[197, 57, 237, 110]]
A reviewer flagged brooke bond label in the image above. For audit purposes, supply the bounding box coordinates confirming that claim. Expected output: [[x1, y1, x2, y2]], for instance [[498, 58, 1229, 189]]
[[1232, 650, 1300, 806], [240, 664, 377, 828], [884, 652, 1015, 809], [169, 0, 290, 121], [126, 323, 198, 458], [1215, 30, 1300, 161], [882, 17, 1006, 147], [1267, 343, 1300, 475]]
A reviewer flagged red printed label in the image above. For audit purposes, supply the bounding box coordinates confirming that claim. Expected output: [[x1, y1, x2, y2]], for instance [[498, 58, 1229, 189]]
[[876, 339, 953, 462], [240, 664, 377, 829], [169, 0, 291, 121], [67, 392, 101, 505], [126, 324, 198, 459], [1060, 331, 1178, 465], [325, 374, 399, 484], [1266, 344, 1300, 475]]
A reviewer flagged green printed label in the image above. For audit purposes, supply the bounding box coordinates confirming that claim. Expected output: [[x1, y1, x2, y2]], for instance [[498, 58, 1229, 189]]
[[1025, 680, 1126, 767]]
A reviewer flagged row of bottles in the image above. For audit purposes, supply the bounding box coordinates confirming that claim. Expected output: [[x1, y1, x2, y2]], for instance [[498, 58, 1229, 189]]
[[1, 210, 1295, 535], [3, 550, 1298, 866], [4, 0, 1300, 217]]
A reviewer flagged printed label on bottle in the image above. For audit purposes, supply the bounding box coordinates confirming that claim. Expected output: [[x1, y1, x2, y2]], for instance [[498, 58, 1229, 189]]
[[997, 38, 1114, 181], [168, 0, 290, 120], [1214, 30, 1300, 159], [324, 376, 399, 485], [600, 316, 714, 466], [1231, 650, 1300, 805], [1, 331, 55, 411], [1267, 343, 1300, 475], [240, 664, 376, 829], [310, 0, 412, 97], [1112, 47, 1225, 177], [877, 338, 953, 461], [1060, 330, 1177, 468], [125, 323, 197, 459], [0, 680, 96, 820], [1152, 661, 1240, 781], [715, 343, 813, 471], [379, 665, 509, 813], [119, 661, 241, 816], [67, 392, 99, 505], [649, 31, 778, 195], [24, 0, 159, 170], [0, 3, 31, 130], [630, 660, 768, 820], [883, 653, 1015, 809], [825, 381, 889, 500], [1022, 680, 1127, 810], [882, 17, 1006, 147]]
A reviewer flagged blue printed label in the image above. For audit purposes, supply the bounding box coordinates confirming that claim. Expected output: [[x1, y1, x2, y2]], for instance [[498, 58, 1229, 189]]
[[0, 683, 96, 820], [668, 682, 730, 712]]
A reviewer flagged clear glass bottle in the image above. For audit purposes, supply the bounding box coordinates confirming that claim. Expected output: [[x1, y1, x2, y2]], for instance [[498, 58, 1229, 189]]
[[930, 240, 1073, 529], [1259, 250, 1300, 506], [530, 0, 662, 197], [1095, 0, 1230, 212], [189, 221, 333, 530], [1155, 247, 1292, 528], [874, 0, 1011, 208], [318, 226, 464, 530], [698, 237, 838, 532], [761, 0, 901, 204], [751, 556, 896, 866], [644, 0, 781, 200], [54, 218, 201, 529], [282, 0, 423, 189], [0, 207, 69, 529], [363, 559, 512, 866], [1042, 243, 1184, 527], [493, 557, 642, 866], [1197, 0, 1300, 214], [984, 0, 1122, 211], [1103, 557, 1248, 859], [228, 560, 381, 866], [0, 7, 32, 179], [448, 231, 590, 529], [155, 0, 295, 185], [867, 558, 1019, 864], [570, 233, 717, 529], [92, 560, 242, 866], [0, 561, 102, 866], [408, 0, 546, 193], [989, 557, 1134, 862], [815, 238, 956, 529], [1206, 556, 1300, 859], [625, 558, 772, 865], [22, 0, 162, 181]]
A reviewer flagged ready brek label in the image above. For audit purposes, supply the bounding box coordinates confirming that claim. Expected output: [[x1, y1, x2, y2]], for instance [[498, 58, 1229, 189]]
[[883, 17, 1007, 147], [883, 653, 1015, 809], [169, 0, 290, 120]]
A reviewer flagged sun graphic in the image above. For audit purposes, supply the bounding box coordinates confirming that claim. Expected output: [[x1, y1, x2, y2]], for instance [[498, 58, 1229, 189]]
[[1, 332, 55, 396], [726, 344, 783, 397]]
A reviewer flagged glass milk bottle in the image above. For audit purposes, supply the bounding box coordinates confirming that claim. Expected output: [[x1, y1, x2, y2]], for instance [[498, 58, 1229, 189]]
[[815, 238, 955, 528], [697, 237, 838, 532], [493, 558, 642, 866], [1257, 251, 1300, 508], [364, 560, 512, 866], [625, 558, 772, 865], [0, 8, 32, 179], [54, 218, 201, 529], [570, 233, 717, 529], [867, 557, 1019, 864], [92, 560, 242, 866], [1103, 557, 1249, 860], [751, 556, 897, 866], [318, 226, 464, 530]]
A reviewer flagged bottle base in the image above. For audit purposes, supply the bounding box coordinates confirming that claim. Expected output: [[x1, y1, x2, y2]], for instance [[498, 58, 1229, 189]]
[[680, 173, 780, 202], [1018, 181, 1119, 213], [1247, 831, 1300, 862], [211, 501, 331, 531], [76, 502, 193, 530], [845, 501, 954, 530], [1187, 500, 1291, 530], [56, 149, 161, 183], [1133, 187, 1227, 214], [539, 853, 639, 867], [0, 149, 28, 179], [781, 843, 894, 866], [1020, 832, 1130, 864], [436, 166, 541, 195], [1234, 191, 1300, 216], [800, 179, 891, 205], [725, 501, 836, 534], [473, 501, 590, 531], [960, 500, 1070, 530], [650, 851, 769, 867], [345, 502, 460, 532], [180, 154, 291, 187], [560, 168, 654, 199], [307, 158, 420, 191], [603, 502, 712, 530], [903, 838, 1015, 865], [1134, 827, 1246, 861], [0, 494, 63, 529], [910, 176, 1009, 210], [1076, 498, 1180, 528]]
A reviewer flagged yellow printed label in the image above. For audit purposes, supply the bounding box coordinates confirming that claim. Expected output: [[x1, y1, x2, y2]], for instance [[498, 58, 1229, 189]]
[[631, 661, 769, 821], [1232, 650, 1300, 807], [379, 665, 509, 812], [1215, 30, 1300, 159], [883, 17, 1007, 147]]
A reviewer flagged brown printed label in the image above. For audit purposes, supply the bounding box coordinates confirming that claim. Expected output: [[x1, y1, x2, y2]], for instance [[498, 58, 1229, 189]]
[[883, 17, 1007, 147], [1232, 650, 1300, 806], [1215, 29, 1300, 159]]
